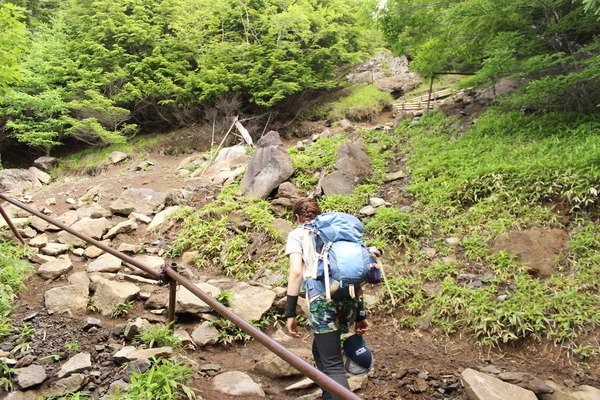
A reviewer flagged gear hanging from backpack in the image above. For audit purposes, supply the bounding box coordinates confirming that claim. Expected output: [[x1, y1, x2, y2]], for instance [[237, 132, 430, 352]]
[[301, 212, 382, 302]]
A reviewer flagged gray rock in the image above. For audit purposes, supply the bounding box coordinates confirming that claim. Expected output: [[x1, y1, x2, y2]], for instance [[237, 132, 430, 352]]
[[127, 254, 164, 277], [83, 317, 102, 330], [148, 206, 178, 230], [358, 205, 378, 216], [34, 156, 58, 171], [56, 210, 79, 227], [213, 371, 265, 397], [57, 353, 92, 378], [320, 141, 373, 196], [77, 186, 102, 204], [254, 348, 311, 378], [28, 167, 51, 185], [124, 359, 151, 382], [93, 278, 140, 316], [461, 368, 537, 400], [104, 219, 138, 239], [45, 284, 89, 314], [123, 318, 151, 340], [59, 218, 108, 247], [191, 321, 220, 346], [446, 237, 461, 247], [46, 374, 87, 397], [29, 216, 51, 232], [28, 235, 49, 251], [130, 212, 152, 224], [215, 145, 247, 162], [369, 197, 387, 208], [240, 131, 295, 199], [175, 282, 221, 314], [0, 169, 42, 193], [110, 151, 129, 164], [112, 346, 136, 363], [540, 381, 600, 400], [109, 188, 167, 216], [498, 372, 554, 395], [122, 347, 173, 362], [385, 170, 408, 181], [87, 253, 122, 273], [40, 242, 69, 256], [4, 390, 41, 399], [37, 255, 73, 280], [230, 282, 277, 321], [15, 364, 47, 389], [83, 244, 105, 259]]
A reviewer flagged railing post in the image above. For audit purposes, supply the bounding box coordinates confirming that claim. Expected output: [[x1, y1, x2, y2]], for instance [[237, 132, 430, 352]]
[[166, 263, 178, 332], [0, 203, 25, 244]]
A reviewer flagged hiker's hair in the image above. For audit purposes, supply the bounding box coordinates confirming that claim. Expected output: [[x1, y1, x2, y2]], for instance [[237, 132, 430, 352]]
[[293, 198, 322, 223]]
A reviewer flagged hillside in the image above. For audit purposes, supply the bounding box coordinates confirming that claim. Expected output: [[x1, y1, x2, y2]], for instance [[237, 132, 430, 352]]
[[1, 93, 599, 400]]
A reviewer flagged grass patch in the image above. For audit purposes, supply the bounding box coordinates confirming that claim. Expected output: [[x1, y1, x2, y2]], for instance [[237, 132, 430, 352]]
[[399, 110, 599, 236], [166, 187, 286, 279], [327, 84, 393, 122], [0, 239, 33, 339]]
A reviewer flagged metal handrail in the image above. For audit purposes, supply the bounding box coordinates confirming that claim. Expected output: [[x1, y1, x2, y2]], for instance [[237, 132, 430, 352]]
[[0, 193, 362, 400]]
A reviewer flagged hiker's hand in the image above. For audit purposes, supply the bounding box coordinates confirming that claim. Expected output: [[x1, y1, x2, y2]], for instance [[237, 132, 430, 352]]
[[355, 319, 369, 335], [287, 317, 301, 338]]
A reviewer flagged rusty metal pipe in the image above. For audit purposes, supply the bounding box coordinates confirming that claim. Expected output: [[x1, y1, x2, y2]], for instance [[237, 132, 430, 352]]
[[163, 266, 362, 400], [0, 194, 161, 280], [167, 263, 178, 331], [0, 203, 25, 244]]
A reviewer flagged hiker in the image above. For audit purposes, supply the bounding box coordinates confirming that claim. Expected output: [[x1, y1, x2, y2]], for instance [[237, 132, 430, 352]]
[[285, 197, 370, 400]]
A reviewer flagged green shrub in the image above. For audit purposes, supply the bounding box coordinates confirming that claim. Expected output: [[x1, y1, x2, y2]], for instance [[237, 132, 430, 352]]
[[135, 324, 182, 349], [111, 358, 196, 400]]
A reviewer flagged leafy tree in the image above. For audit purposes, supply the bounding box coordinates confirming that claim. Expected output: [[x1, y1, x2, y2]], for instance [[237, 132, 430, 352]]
[[1, 0, 377, 157], [0, 3, 28, 94], [375, 0, 600, 112]]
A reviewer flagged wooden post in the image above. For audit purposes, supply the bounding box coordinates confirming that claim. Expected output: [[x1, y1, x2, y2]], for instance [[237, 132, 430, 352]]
[[427, 74, 435, 112]]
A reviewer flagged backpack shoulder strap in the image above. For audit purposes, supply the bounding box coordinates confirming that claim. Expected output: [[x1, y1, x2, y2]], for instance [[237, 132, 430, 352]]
[[299, 224, 320, 280]]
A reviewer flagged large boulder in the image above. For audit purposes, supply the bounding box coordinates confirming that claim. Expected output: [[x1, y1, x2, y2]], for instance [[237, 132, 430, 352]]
[[229, 282, 277, 322], [0, 169, 42, 193], [33, 156, 59, 171], [319, 141, 373, 196], [175, 282, 221, 314], [240, 131, 294, 199]]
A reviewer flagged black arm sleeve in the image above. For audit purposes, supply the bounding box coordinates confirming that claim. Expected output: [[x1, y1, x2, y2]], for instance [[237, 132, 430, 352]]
[[285, 295, 299, 318]]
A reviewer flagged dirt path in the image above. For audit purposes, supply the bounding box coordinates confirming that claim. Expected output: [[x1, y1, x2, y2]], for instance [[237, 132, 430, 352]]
[[7, 121, 600, 400]]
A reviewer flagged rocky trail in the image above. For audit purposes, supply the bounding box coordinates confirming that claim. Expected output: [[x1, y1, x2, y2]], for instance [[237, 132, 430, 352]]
[[1, 114, 599, 400]]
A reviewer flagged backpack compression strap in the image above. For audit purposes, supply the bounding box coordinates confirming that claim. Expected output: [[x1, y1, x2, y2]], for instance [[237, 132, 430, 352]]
[[322, 242, 332, 301]]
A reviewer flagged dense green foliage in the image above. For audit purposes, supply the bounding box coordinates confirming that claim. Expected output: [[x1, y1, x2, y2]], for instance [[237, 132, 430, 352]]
[[0, 0, 376, 157], [0, 3, 28, 95], [375, 0, 600, 112], [375, 110, 599, 353]]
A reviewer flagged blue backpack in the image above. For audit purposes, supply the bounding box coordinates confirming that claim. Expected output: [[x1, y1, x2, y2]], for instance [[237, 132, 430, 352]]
[[303, 212, 381, 301]]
